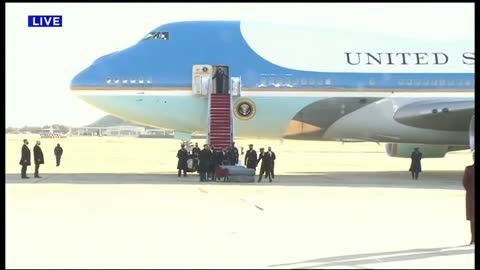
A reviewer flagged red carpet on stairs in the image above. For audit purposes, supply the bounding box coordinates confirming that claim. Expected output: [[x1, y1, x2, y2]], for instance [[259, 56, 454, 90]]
[[209, 93, 232, 150]]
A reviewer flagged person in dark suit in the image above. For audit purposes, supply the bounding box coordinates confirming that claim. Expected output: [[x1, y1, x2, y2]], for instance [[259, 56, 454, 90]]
[[244, 144, 258, 173], [33, 140, 44, 178], [176, 144, 188, 177], [212, 67, 228, 94], [462, 152, 475, 245], [19, 139, 31, 179], [267, 146, 276, 179], [54, 143, 63, 167], [257, 148, 273, 182], [230, 142, 239, 165], [409, 147, 422, 180], [198, 144, 212, 182]]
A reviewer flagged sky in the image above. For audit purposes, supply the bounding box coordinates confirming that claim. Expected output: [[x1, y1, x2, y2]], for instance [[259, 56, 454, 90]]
[[5, 3, 474, 128]]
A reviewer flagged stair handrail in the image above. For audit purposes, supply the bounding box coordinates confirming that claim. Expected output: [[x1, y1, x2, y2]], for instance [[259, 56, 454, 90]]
[[206, 80, 212, 145], [229, 80, 234, 146]]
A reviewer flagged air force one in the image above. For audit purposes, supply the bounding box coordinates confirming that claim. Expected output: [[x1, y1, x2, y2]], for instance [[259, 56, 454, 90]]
[[70, 20, 475, 158]]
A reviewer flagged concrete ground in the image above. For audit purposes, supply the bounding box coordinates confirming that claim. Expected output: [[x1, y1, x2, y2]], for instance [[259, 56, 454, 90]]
[[6, 135, 474, 269], [6, 172, 475, 269]]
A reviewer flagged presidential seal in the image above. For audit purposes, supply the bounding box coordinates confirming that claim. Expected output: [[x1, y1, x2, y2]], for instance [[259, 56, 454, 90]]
[[234, 98, 256, 120]]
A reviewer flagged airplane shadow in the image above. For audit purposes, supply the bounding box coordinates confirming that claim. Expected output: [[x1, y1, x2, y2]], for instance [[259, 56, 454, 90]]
[[268, 245, 474, 269], [5, 170, 464, 190]]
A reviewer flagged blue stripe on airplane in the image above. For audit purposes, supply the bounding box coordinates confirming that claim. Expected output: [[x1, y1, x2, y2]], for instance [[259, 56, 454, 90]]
[[72, 21, 474, 89]]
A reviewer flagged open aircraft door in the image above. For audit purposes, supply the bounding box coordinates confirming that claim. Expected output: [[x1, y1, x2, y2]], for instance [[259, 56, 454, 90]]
[[192, 65, 213, 96], [231, 77, 241, 96]]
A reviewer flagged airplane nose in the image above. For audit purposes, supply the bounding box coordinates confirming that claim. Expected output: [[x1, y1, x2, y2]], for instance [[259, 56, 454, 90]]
[[71, 67, 95, 88], [71, 62, 113, 89]]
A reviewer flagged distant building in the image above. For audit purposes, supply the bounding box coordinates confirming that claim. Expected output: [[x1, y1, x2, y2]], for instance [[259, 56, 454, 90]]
[[71, 126, 145, 137]]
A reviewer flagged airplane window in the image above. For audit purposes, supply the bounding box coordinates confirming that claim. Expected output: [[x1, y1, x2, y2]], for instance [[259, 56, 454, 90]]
[[285, 78, 291, 84], [368, 79, 376, 86], [447, 80, 454, 86], [276, 78, 282, 84], [143, 31, 169, 40], [431, 80, 438, 86], [406, 80, 412, 86], [301, 78, 307, 85], [398, 80, 404, 85], [260, 78, 266, 85], [439, 80, 446, 86], [325, 79, 331, 85], [456, 80, 463, 86], [309, 79, 315, 85], [318, 79, 323, 85], [293, 79, 299, 85], [465, 80, 471, 86], [423, 80, 429, 86], [114, 78, 119, 84], [414, 80, 421, 86], [268, 78, 274, 85]]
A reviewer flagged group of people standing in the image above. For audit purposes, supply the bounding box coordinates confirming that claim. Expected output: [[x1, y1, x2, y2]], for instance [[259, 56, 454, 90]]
[[177, 142, 240, 181], [176, 142, 276, 182], [244, 144, 276, 182], [19, 139, 63, 179]]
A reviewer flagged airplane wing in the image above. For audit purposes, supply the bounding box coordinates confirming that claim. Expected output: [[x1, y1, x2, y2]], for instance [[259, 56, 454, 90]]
[[393, 99, 474, 132]]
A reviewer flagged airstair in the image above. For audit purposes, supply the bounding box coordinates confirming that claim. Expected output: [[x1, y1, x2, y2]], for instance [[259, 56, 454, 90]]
[[192, 65, 254, 182], [208, 93, 232, 149]]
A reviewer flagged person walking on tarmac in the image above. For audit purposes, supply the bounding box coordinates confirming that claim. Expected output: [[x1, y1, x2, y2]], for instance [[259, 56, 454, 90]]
[[257, 148, 273, 182], [267, 146, 276, 179], [409, 147, 422, 180], [244, 144, 258, 173], [177, 144, 189, 177], [54, 143, 63, 167]]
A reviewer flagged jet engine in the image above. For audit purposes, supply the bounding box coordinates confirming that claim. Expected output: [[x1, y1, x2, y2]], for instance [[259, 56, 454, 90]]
[[385, 143, 449, 158]]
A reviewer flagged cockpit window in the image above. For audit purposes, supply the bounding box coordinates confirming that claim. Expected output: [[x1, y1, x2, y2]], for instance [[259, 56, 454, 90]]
[[142, 31, 169, 40]]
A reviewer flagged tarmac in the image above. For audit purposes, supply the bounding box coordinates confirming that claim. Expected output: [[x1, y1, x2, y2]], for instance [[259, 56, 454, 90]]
[[5, 171, 475, 269]]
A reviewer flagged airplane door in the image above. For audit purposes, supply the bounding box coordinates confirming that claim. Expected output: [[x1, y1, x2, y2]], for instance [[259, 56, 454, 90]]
[[200, 77, 210, 95], [231, 77, 241, 96], [192, 65, 213, 96], [212, 65, 229, 94]]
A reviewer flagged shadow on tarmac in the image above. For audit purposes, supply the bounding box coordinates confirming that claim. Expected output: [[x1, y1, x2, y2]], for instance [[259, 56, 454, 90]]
[[6, 170, 464, 190]]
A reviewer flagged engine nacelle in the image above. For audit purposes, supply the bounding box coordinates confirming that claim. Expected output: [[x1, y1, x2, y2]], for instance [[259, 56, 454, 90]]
[[385, 143, 449, 158], [469, 115, 475, 151]]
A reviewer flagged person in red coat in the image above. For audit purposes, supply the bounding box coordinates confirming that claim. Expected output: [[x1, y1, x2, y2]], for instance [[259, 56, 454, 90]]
[[462, 152, 475, 245]]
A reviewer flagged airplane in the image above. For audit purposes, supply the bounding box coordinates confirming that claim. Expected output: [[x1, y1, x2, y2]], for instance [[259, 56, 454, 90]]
[[70, 20, 474, 159]]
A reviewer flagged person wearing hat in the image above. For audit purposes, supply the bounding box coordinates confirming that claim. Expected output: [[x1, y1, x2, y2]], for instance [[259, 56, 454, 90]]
[[176, 144, 189, 177], [409, 147, 422, 180], [244, 144, 258, 172]]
